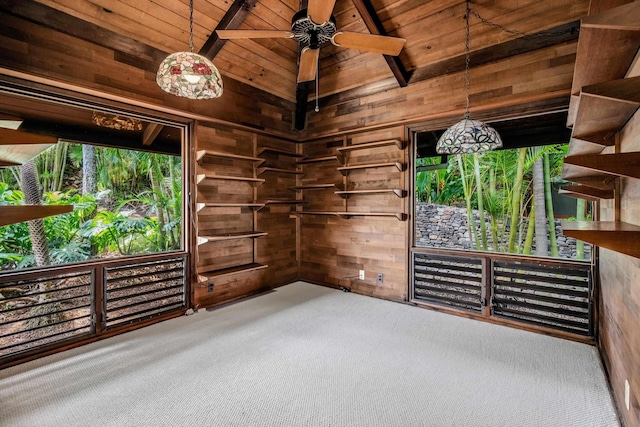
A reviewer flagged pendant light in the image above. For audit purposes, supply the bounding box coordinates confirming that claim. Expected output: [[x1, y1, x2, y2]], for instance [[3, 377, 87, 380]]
[[156, 0, 223, 99], [436, 0, 502, 154]]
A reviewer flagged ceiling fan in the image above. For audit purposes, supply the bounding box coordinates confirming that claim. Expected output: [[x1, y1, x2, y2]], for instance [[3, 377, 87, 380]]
[[216, 0, 406, 83]]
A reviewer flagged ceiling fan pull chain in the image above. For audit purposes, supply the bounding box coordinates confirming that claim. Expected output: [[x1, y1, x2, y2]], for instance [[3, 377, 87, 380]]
[[315, 61, 320, 112]]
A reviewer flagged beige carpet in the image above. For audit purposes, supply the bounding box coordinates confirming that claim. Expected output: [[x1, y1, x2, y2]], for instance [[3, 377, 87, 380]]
[[0, 281, 619, 426]]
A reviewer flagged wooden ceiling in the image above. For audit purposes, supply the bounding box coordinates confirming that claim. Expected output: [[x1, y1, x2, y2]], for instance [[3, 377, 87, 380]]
[[28, 0, 587, 104]]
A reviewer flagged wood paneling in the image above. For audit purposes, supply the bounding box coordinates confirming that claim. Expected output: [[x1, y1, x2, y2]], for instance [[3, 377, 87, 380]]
[[0, 6, 295, 136], [299, 127, 409, 301], [598, 109, 640, 427], [303, 43, 577, 139]]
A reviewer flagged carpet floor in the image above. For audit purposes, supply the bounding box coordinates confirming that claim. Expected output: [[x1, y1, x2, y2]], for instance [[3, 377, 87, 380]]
[[0, 281, 619, 427]]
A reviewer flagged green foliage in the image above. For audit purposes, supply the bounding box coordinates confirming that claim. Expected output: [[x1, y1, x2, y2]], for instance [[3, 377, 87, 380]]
[[0, 143, 183, 271]]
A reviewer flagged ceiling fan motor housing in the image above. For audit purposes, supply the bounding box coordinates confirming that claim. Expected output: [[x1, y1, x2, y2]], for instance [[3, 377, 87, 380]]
[[291, 9, 337, 48]]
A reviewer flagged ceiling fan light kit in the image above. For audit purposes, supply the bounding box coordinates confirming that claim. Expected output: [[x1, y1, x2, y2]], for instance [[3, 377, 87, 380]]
[[436, 0, 502, 154], [157, 0, 223, 100]]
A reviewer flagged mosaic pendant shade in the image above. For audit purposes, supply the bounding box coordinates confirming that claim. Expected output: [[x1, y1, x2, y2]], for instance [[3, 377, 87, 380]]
[[436, 117, 502, 154], [156, 52, 223, 99]]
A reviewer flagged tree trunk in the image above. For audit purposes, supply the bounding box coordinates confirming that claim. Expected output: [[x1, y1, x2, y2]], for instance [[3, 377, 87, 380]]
[[576, 199, 586, 259], [149, 155, 166, 251], [532, 157, 548, 256], [543, 153, 558, 257], [456, 155, 479, 250], [20, 159, 50, 268], [507, 148, 527, 253], [82, 144, 97, 195], [473, 153, 488, 250], [523, 202, 535, 255]]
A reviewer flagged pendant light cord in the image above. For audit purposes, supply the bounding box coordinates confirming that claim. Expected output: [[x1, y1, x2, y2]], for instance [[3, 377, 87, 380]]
[[189, 0, 194, 53], [464, 0, 470, 120]]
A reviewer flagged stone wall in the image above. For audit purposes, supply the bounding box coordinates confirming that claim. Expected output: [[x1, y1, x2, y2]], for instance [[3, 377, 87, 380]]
[[415, 203, 591, 260]]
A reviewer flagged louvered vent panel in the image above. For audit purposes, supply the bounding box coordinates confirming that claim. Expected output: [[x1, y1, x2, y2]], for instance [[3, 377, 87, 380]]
[[413, 253, 483, 312], [492, 260, 592, 336]]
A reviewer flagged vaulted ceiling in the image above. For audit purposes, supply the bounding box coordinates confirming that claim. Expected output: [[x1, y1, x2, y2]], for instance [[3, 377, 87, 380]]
[[24, 0, 586, 107]]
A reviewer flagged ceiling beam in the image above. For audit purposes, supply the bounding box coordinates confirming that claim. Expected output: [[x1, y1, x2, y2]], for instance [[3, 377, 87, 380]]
[[142, 123, 164, 146], [351, 0, 411, 87], [199, 0, 259, 59]]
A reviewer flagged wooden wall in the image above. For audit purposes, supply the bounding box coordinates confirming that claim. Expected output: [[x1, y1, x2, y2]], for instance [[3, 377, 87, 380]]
[[303, 43, 577, 139], [599, 109, 640, 427], [0, 8, 294, 136], [193, 124, 298, 308], [298, 127, 409, 302]]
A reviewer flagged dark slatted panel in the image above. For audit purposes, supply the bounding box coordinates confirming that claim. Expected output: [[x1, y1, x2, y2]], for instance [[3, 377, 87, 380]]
[[0, 269, 93, 358], [492, 260, 592, 336], [104, 256, 186, 329], [413, 253, 483, 312]]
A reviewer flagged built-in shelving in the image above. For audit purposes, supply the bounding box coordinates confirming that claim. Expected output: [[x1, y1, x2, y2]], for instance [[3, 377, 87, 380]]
[[296, 155, 340, 165], [0, 205, 74, 227], [196, 202, 265, 211], [564, 152, 640, 179], [561, 221, 640, 258], [196, 173, 265, 186], [257, 147, 304, 158], [197, 231, 268, 245], [257, 167, 303, 175], [337, 161, 407, 176], [197, 263, 268, 282], [290, 183, 341, 192], [196, 150, 264, 164], [570, 77, 640, 147], [336, 139, 406, 154], [335, 189, 407, 198]]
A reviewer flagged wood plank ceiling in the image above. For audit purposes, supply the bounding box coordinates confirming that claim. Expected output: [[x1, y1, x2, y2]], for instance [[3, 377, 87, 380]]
[[29, 0, 587, 96], [18, 0, 588, 130]]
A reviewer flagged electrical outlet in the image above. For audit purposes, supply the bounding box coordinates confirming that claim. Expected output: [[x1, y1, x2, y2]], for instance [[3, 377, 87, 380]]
[[359, 270, 365, 280], [625, 379, 630, 411], [377, 273, 383, 283], [208, 282, 214, 293]]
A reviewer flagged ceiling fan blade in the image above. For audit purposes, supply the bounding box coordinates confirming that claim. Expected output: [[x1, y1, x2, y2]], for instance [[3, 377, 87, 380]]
[[307, 0, 337, 24], [332, 32, 406, 56], [297, 47, 320, 83], [216, 30, 294, 39]]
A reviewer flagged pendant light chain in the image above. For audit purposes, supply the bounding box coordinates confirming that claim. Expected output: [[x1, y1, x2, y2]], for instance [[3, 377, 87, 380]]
[[189, 0, 194, 53], [464, 0, 470, 120]]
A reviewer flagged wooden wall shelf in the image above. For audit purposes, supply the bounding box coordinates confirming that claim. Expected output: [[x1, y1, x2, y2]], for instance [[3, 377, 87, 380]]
[[337, 161, 406, 175], [257, 147, 304, 158], [335, 189, 407, 198], [198, 263, 268, 282], [561, 221, 640, 258], [296, 155, 340, 164], [196, 202, 265, 211], [559, 185, 614, 201], [336, 139, 406, 153], [196, 173, 265, 186], [0, 128, 58, 167], [0, 205, 73, 227], [294, 211, 407, 221], [564, 152, 640, 179], [196, 150, 264, 164], [197, 231, 268, 245], [571, 77, 640, 146], [290, 184, 341, 191], [261, 199, 305, 205], [257, 167, 303, 175], [570, 1, 640, 98]]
